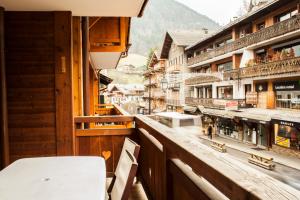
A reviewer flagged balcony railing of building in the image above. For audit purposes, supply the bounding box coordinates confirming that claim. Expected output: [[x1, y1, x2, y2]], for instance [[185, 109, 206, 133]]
[[185, 97, 246, 109], [187, 15, 300, 66], [224, 56, 300, 80], [166, 99, 181, 106], [166, 65, 181, 73], [73, 109, 299, 199], [185, 72, 222, 85], [153, 91, 166, 99], [168, 82, 180, 90]]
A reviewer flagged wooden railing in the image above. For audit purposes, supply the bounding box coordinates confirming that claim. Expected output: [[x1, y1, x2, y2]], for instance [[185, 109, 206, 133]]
[[185, 97, 246, 109], [134, 115, 300, 200], [187, 15, 300, 66], [239, 56, 300, 79], [185, 73, 221, 85], [166, 65, 181, 73], [74, 115, 135, 176], [166, 99, 181, 106], [223, 57, 300, 80], [95, 104, 130, 116]]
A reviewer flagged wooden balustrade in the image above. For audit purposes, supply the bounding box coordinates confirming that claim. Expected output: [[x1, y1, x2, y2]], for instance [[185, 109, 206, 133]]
[[134, 115, 299, 200], [185, 74, 221, 85], [187, 15, 300, 66], [74, 115, 135, 176], [239, 56, 300, 78], [185, 97, 246, 109]]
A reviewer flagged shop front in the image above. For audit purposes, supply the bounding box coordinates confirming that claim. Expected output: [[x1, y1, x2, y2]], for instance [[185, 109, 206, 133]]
[[274, 81, 300, 110], [273, 120, 300, 151], [243, 120, 269, 148], [216, 117, 243, 141]]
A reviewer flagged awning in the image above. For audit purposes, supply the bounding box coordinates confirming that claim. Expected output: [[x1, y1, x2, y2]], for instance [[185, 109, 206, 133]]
[[183, 106, 198, 113]]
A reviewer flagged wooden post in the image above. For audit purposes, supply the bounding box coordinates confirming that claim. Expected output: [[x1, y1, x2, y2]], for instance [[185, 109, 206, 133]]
[[54, 12, 74, 155], [82, 17, 90, 119], [0, 7, 10, 167]]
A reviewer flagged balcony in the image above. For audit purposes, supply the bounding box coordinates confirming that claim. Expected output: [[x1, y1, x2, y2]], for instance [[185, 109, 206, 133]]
[[166, 99, 181, 106], [224, 57, 300, 80], [185, 97, 246, 109], [240, 56, 300, 79], [168, 82, 180, 90], [185, 73, 222, 85], [153, 91, 166, 99], [166, 65, 181, 73], [72, 111, 298, 199], [187, 15, 300, 66]]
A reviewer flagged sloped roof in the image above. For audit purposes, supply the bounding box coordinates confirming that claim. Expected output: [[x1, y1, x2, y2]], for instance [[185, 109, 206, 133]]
[[161, 30, 209, 59], [100, 73, 113, 85], [186, 0, 284, 51]]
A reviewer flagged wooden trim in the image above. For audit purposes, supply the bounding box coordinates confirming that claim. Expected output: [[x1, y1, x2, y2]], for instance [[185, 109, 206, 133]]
[[0, 7, 10, 167], [75, 128, 134, 136], [82, 17, 90, 117], [54, 11, 74, 155], [138, 0, 149, 17], [74, 116, 134, 123]]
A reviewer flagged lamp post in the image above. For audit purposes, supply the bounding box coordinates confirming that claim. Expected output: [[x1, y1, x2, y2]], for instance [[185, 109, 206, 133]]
[[160, 76, 168, 92]]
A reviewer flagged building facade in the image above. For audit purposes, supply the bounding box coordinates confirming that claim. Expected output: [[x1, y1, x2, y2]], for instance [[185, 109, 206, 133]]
[[160, 30, 209, 112], [143, 51, 167, 114], [184, 0, 300, 153]]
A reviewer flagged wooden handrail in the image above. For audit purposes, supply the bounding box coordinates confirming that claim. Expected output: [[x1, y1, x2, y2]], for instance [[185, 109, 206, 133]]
[[135, 115, 300, 200], [74, 116, 134, 123]]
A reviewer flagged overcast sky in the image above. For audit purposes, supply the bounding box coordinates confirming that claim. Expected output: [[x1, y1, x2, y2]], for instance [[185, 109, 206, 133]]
[[176, 0, 250, 25]]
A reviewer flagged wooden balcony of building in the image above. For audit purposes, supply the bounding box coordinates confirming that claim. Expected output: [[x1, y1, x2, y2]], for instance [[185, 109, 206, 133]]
[[166, 65, 181, 73], [224, 56, 300, 80], [168, 82, 180, 91], [185, 73, 222, 85], [185, 97, 246, 110], [72, 109, 299, 200], [166, 99, 181, 106], [187, 14, 300, 66]]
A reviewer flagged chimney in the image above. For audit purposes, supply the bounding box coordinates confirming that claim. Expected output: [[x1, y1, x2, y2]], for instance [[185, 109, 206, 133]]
[[202, 28, 208, 34]]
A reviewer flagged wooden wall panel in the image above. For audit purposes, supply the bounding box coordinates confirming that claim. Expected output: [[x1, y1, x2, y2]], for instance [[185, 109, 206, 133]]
[[4, 11, 74, 163], [72, 17, 83, 117], [0, 7, 9, 168], [77, 135, 126, 176], [54, 11, 74, 155]]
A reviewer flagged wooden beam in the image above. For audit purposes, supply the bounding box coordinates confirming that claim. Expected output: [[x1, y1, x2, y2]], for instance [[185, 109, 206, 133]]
[[82, 17, 90, 118], [75, 128, 134, 136], [54, 11, 74, 156], [74, 116, 134, 123], [72, 17, 83, 117], [0, 7, 10, 168]]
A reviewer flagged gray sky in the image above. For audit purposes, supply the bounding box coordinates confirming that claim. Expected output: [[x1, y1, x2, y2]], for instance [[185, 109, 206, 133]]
[[176, 0, 250, 25]]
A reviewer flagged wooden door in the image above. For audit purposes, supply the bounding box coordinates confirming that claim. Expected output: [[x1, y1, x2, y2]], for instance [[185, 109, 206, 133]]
[[4, 11, 73, 162]]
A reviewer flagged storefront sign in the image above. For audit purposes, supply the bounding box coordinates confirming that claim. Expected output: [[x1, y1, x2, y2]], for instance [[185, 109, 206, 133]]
[[273, 81, 300, 91], [255, 82, 268, 92], [279, 121, 294, 127], [246, 92, 258, 104], [225, 101, 238, 111], [276, 136, 290, 148]]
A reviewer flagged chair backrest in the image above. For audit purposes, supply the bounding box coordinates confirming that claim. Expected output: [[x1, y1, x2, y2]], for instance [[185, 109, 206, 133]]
[[107, 138, 140, 193], [115, 137, 140, 173], [110, 150, 138, 200]]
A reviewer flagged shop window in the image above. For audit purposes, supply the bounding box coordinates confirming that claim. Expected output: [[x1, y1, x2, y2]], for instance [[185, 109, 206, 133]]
[[274, 123, 300, 150], [276, 91, 300, 110], [275, 9, 298, 22], [217, 86, 233, 99], [217, 61, 233, 72]]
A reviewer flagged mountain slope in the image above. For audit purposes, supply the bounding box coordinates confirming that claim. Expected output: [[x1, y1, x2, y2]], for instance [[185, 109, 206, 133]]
[[129, 0, 220, 55]]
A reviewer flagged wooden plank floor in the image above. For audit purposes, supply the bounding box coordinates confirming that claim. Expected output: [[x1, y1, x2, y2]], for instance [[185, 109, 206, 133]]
[[129, 181, 148, 200]]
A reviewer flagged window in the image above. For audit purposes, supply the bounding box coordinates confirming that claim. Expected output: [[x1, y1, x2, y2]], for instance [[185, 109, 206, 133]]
[[217, 61, 233, 72], [217, 86, 233, 99], [256, 22, 265, 31], [276, 9, 298, 22]]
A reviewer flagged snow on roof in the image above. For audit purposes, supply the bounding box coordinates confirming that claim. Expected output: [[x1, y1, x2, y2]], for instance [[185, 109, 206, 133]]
[[155, 112, 200, 120]]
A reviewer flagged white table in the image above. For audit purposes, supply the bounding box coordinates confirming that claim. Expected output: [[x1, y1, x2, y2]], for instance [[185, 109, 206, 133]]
[[0, 157, 106, 200]]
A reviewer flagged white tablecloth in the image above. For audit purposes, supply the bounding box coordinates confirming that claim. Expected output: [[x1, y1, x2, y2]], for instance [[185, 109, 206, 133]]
[[0, 157, 106, 200]]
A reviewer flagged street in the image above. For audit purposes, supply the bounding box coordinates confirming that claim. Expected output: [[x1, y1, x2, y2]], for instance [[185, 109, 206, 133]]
[[173, 126, 300, 191]]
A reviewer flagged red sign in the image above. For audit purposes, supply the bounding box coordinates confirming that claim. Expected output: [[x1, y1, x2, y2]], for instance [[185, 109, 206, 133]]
[[225, 101, 238, 111]]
